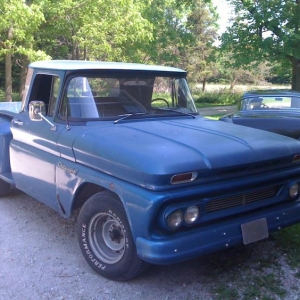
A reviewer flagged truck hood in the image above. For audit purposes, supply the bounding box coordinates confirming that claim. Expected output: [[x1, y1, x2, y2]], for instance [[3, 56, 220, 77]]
[[72, 117, 300, 190]]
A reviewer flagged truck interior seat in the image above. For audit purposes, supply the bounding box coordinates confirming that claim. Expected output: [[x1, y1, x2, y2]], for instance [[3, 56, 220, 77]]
[[68, 97, 99, 118]]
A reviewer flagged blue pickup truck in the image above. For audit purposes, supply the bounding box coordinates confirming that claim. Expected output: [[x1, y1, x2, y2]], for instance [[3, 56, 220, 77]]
[[2, 60, 300, 280]]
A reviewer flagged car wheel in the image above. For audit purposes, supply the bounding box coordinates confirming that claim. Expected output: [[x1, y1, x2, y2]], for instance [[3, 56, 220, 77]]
[[0, 179, 10, 198], [77, 190, 149, 281]]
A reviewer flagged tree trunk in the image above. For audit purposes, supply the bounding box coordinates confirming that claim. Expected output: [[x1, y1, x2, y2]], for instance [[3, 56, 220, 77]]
[[19, 57, 29, 100], [5, 25, 14, 102], [291, 57, 300, 91], [202, 78, 207, 92], [5, 53, 12, 102], [229, 77, 238, 91]]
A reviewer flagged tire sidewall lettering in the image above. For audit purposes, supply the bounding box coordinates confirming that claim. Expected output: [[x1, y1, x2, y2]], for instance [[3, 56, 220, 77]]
[[81, 222, 106, 270], [77, 192, 145, 280], [80, 208, 129, 269]]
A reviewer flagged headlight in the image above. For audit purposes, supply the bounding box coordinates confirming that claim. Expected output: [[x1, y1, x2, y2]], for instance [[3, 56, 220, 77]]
[[167, 210, 183, 230], [289, 184, 299, 198], [184, 206, 199, 224]]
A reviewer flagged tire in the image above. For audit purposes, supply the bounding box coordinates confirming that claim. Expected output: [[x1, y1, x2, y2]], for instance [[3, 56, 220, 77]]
[[0, 179, 10, 198], [77, 190, 149, 281]]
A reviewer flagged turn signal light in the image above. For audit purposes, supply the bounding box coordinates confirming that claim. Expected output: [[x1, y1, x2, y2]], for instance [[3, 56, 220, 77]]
[[171, 172, 197, 184]]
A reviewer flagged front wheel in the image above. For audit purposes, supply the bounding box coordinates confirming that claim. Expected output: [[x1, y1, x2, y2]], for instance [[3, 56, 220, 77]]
[[77, 190, 149, 280], [0, 179, 10, 198]]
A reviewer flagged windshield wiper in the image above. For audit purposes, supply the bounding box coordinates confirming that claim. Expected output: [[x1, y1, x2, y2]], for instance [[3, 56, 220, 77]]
[[156, 108, 196, 119], [114, 112, 147, 124]]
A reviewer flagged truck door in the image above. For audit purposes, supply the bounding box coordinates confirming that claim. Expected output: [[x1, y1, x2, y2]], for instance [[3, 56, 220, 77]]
[[10, 73, 64, 211]]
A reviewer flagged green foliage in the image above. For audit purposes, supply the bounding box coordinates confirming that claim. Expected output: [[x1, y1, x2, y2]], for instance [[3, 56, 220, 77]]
[[268, 61, 292, 84], [142, 0, 218, 70], [0, 90, 20, 102], [273, 224, 300, 268], [30, 0, 219, 65], [0, 0, 49, 60], [183, 0, 219, 83], [39, 0, 153, 61], [0, 0, 221, 94], [215, 285, 239, 300], [193, 90, 242, 106], [237, 273, 287, 300], [221, 0, 300, 90]]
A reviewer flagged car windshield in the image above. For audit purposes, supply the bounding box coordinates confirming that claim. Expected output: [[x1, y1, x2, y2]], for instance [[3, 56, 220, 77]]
[[60, 75, 198, 120], [241, 95, 300, 111]]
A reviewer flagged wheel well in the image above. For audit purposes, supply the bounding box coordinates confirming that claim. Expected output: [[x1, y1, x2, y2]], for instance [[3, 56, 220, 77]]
[[71, 183, 124, 218], [72, 183, 104, 213]]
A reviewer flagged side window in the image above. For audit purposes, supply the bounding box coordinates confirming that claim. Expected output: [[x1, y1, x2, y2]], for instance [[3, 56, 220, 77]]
[[48, 77, 60, 116], [29, 74, 60, 116]]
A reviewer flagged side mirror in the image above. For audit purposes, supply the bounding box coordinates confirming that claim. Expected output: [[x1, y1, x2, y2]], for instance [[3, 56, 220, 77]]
[[28, 100, 57, 131], [29, 101, 46, 121]]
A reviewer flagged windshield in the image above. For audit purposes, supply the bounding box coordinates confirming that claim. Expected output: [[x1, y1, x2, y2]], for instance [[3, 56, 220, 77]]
[[60, 75, 198, 120], [241, 95, 300, 111]]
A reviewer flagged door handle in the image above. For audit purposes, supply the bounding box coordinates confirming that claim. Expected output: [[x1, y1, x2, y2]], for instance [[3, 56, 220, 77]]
[[12, 119, 24, 125]]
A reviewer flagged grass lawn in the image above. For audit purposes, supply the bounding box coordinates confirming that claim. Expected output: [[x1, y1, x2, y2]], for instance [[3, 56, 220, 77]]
[[0, 91, 20, 102]]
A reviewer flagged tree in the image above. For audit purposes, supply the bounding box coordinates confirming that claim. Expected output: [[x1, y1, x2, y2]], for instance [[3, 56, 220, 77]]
[[141, 0, 189, 65], [183, 0, 218, 90], [142, 0, 218, 85], [219, 51, 273, 89], [38, 0, 153, 62], [221, 0, 300, 91], [0, 0, 49, 101], [1, 0, 221, 96]]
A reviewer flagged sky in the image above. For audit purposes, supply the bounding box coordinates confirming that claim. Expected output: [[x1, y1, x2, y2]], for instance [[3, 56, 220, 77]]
[[211, 0, 233, 35]]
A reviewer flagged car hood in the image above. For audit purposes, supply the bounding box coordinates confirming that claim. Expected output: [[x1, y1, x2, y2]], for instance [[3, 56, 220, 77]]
[[221, 111, 300, 139], [72, 117, 300, 190]]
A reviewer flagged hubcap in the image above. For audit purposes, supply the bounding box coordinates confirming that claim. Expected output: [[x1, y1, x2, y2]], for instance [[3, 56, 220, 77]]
[[89, 212, 126, 264]]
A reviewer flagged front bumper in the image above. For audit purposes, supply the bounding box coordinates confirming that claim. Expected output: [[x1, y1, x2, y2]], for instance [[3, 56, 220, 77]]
[[136, 200, 300, 265]]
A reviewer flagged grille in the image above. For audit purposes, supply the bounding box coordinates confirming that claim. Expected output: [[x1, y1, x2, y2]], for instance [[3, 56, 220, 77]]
[[205, 186, 280, 213]]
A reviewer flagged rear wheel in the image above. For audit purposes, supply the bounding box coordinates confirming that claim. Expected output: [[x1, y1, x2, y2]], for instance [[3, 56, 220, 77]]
[[77, 190, 149, 280], [0, 179, 10, 198]]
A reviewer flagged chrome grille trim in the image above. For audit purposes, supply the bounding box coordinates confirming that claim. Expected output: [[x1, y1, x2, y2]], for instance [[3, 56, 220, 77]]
[[205, 186, 280, 213]]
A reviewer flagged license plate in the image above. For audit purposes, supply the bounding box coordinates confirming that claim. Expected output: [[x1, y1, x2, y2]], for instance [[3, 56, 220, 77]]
[[241, 218, 269, 245]]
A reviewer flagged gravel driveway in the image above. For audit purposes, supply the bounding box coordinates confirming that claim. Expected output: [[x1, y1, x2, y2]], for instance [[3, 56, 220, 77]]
[[1, 188, 300, 300], [1, 189, 219, 300]]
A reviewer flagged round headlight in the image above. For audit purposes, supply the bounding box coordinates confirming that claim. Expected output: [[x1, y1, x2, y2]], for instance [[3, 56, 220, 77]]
[[167, 210, 183, 230], [289, 184, 299, 198], [184, 206, 199, 224]]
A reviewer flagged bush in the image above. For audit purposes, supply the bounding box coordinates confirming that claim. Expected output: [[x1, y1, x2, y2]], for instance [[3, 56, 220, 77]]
[[0, 91, 20, 102], [193, 90, 242, 107]]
